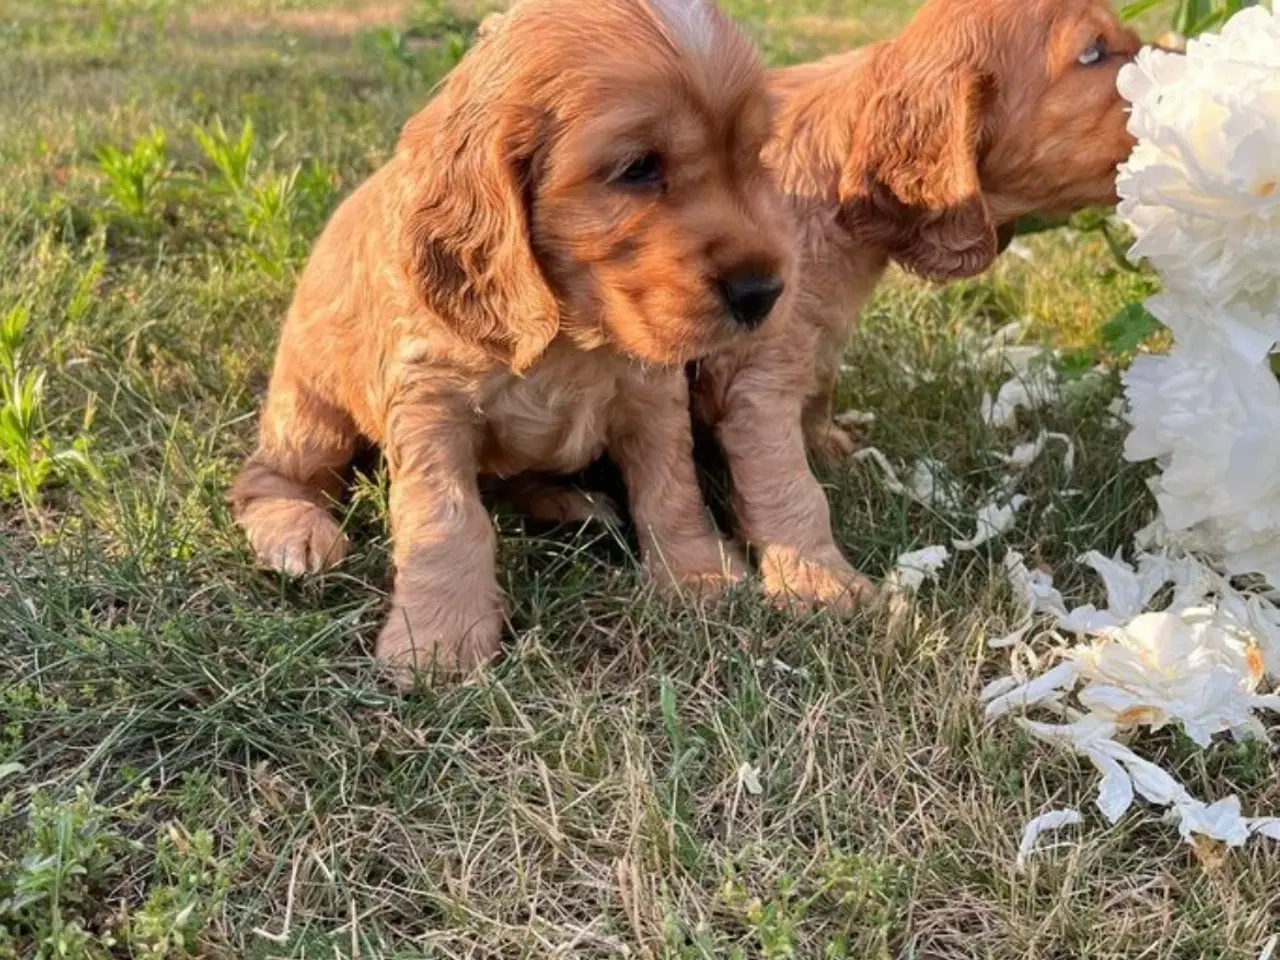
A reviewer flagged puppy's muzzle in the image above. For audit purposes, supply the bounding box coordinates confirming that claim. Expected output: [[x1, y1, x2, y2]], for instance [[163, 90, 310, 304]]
[[716, 273, 785, 330]]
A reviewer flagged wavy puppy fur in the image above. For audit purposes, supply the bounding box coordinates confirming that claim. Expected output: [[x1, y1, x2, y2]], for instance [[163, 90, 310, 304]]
[[230, 0, 791, 685], [692, 0, 1141, 609]]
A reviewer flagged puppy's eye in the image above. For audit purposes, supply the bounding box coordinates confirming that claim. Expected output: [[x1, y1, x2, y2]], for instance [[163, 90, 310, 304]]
[[615, 152, 664, 188], [1078, 40, 1108, 66]]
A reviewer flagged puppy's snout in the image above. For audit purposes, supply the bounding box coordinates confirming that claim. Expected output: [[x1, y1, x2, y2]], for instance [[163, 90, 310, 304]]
[[717, 273, 785, 330]]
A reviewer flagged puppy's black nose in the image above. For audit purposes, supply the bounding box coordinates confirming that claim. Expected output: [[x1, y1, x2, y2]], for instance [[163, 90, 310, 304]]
[[717, 274, 784, 330]]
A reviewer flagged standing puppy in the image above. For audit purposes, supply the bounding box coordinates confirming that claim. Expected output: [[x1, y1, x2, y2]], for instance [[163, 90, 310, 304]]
[[230, 0, 791, 683], [692, 0, 1142, 609]]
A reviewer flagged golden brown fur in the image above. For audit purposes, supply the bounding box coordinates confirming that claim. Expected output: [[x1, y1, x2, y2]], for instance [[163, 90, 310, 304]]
[[691, 0, 1142, 609], [229, 0, 791, 683]]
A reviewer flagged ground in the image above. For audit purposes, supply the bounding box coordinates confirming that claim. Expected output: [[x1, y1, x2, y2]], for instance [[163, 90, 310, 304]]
[[1, 1, 1276, 958]]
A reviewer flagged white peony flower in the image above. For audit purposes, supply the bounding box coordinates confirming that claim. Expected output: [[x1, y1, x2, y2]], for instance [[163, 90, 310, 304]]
[[1072, 607, 1273, 746], [1143, 291, 1280, 366], [1117, 9, 1280, 347], [1123, 340, 1280, 584]]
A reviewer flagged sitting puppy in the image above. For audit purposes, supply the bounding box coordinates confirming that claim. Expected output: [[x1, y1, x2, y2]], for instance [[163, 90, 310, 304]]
[[691, 0, 1142, 607], [230, 0, 791, 682]]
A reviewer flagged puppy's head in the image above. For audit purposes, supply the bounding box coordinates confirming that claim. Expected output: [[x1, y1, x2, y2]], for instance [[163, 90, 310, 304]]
[[401, 0, 791, 371], [838, 0, 1141, 281]]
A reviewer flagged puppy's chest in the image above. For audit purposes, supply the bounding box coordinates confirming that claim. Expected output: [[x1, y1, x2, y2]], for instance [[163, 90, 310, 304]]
[[478, 347, 629, 477]]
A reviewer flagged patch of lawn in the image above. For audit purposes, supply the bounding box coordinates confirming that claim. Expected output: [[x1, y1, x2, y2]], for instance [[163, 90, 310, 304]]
[[1, 2, 1275, 957]]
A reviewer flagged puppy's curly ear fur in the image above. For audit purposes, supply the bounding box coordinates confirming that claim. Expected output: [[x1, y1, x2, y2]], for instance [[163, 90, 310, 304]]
[[399, 80, 558, 373], [839, 53, 998, 282]]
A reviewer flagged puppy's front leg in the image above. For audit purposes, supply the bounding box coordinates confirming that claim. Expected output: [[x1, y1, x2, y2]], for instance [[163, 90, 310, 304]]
[[609, 371, 746, 593], [376, 389, 503, 685], [714, 361, 874, 612]]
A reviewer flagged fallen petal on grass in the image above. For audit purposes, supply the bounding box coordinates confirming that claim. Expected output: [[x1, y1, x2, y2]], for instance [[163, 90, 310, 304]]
[[953, 496, 1029, 551], [982, 366, 1060, 429], [737, 762, 763, 796], [1016, 809, 1082, 871], [890, 545, 951, 593], [988, 545, 1280, 846]]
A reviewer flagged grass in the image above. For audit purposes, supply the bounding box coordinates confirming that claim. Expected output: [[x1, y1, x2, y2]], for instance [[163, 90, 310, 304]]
[[1, 0, 1278, 957]]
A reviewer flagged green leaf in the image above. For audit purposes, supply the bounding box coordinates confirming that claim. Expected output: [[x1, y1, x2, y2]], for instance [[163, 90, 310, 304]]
[[1120, 0, 1169, 20], [1102, 303, 1164, 355], [1185, 0, 1257, 37], [1056, 348, 1100, 380], [1174, 0, 1207, 35]]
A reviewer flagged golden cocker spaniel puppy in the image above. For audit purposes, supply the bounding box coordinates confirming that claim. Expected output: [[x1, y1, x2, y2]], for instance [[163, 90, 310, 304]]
[[230, 0, 792, 682], [691, 0, 1142, 608]]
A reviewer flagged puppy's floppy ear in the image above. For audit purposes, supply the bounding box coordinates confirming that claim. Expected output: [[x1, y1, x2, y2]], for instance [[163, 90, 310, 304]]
[[400, 94, 558, 373], [838, 55, 998, 282]]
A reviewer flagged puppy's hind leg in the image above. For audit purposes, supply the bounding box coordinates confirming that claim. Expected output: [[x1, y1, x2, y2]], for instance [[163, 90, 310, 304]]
[[497, 474, 622, 528], [802, 352, 858, 468], [230, 376, 360, 576]]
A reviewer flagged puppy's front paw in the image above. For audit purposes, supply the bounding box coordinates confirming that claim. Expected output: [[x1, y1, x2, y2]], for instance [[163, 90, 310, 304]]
[[805, 421, 858, 469], [647, 540, 748, 600], [375, 602, 504, 690], [239, 498, 349, 575], [759, 545, 875, 614]]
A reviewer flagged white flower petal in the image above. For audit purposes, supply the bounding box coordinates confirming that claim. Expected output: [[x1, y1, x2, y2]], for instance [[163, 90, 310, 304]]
[[893, 545, 950, 592], [989, 618, 1033, 650], [737, 762, 763, 796], [1247, 817, 1280, 841], [985, 661, 1082, 718], [1018, 715, 1119, 750], [954, 496, 1029, 551], [1016, 809, 1082, 871], [852, 447, 909, 497], [1176, 795, 1251, 846], [980, 676, 1021, 702], [905, 459, 962, 511], [992, 431, 1076, 475], [983, 367, 1061, 428], [1086, 747, 1136, 824], [1118, 752, 1192, 807], [1078, 551, 1146, 620]]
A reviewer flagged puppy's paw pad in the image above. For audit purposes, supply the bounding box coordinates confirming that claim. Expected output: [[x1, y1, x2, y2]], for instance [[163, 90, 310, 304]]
[[241, 499, 348, 575]]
